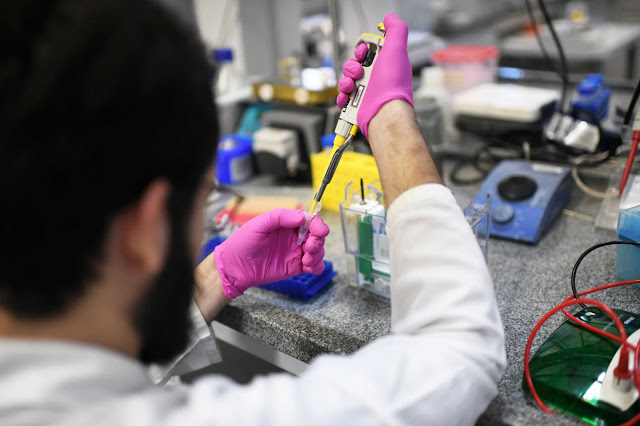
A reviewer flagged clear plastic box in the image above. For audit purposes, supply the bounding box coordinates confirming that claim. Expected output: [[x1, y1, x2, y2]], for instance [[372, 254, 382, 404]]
[[465, 192, 491, 263], [340, 181, 491, 298], [595, 145, 640, 231], [431, 45, 500, 94], [616, 205, 640, 283]]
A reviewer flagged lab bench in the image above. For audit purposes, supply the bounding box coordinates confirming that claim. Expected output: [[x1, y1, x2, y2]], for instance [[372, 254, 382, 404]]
[[209, 172, 635, 425]]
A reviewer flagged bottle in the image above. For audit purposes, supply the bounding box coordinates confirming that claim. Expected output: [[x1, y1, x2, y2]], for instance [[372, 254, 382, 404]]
[[212, 47, 240, 96], [572, 74, 610, 121], [321, 134, 335, 152], [414, 67, 453, 146]]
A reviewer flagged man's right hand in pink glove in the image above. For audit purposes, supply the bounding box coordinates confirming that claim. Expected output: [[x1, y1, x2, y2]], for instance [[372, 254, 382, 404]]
[[213, 208, 330, 299], [336, 13, 413, 140]]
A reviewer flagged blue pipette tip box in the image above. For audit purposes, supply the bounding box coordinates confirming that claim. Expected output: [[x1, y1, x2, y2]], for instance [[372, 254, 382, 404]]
[[259, 261, 336, 301], [199, 236, 336, 301], [616, 205, 640, 284]]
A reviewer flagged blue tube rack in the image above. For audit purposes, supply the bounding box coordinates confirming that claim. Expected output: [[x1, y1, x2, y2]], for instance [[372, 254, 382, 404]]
[[259, 261, 336, 301]]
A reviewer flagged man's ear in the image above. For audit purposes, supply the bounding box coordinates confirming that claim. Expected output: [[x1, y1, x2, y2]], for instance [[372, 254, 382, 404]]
[[117, 179, 171, 276]]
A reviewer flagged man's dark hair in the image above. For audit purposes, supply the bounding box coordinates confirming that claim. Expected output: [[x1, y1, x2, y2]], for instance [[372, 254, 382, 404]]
[[0, 0, 218, 318]]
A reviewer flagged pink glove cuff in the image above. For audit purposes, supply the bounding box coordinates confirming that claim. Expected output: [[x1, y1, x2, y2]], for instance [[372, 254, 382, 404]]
[[359, 88, 414, 140], [214, 245, 243, 299]]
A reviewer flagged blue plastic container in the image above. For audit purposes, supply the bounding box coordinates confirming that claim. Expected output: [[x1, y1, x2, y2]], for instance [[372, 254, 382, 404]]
[[212, 48, 233, 63], [321, 134, 335, 150], [215, 135, 253, 185], [616, 205, 640, 283], [572, 74, 611, 121], [260, 261, 336, 301]]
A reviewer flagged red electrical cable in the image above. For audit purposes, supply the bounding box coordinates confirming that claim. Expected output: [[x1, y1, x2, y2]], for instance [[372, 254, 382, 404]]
[[526, 278, 640, 425], [619, 130, 640, 198], [560, 279, 640, 350], [624, 342, 640, 426], [561, 279, 640, 405], [524, 298, 628, 416]]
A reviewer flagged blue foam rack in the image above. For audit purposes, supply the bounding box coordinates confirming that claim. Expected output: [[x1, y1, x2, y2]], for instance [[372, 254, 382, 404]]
[[199, 236, 227, 263], [259, 261, 336, 301]]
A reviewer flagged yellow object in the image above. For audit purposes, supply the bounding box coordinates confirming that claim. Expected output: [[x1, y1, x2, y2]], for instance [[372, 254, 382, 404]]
[[310, 150, 381, 212], [308, 125, 361, 213], [310, 200, 319, 214], [361, 32, 384, 42], [225, 195, 301, 216], [570, 10, 585, 23], [333, 134, 347, 147], [252, 82, 338, 106]]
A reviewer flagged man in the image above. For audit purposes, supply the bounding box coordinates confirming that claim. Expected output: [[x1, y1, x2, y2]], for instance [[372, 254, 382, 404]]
[[0, 1, 506, 425]]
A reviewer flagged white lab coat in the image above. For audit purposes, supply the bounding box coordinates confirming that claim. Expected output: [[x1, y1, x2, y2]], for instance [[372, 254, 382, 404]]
[[0, 184, 506, 425]]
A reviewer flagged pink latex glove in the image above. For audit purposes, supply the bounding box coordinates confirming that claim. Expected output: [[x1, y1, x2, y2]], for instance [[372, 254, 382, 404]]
[[214, 209, 330, 299], [336, 13, 413, 140]]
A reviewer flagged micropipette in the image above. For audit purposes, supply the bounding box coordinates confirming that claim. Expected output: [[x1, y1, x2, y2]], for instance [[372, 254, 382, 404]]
[[297, 23, 386, 245]]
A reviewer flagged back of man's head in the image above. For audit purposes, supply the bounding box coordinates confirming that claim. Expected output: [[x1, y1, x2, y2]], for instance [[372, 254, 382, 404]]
[[0, 0, 218, 319]]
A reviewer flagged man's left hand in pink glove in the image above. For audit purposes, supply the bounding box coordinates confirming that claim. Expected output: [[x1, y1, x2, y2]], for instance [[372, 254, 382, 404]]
[[213, 208, 330, 299]]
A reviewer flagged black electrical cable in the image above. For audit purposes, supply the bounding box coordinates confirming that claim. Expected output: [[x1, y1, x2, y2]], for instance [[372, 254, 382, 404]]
[[445, 137, 578, 186], [447, 140, 519, 186], [449, 159, 488, 186], [613, 74, 640, 150], [623, 75, 640, 127], [524, 0, 560, 76], [571, 241, 640, 309], [534, 0, 569, 114]]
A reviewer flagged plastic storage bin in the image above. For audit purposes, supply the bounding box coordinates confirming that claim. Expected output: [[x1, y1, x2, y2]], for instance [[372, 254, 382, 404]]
[[340, 180, 390, 298], [431, 45, 500, 94], [215, 134, 253, 185], [340, 181, 491, 298], [616, 205, 640, 283]]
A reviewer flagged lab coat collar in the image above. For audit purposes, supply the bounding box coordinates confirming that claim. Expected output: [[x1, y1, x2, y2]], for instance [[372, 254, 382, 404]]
[[0, 339, 151, 409]]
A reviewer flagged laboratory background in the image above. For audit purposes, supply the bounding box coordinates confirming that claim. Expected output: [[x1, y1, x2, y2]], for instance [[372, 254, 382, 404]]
[[164, 0, 640, 424]]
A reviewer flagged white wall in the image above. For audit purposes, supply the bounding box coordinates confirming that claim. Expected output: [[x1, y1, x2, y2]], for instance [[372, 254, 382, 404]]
[[194, 0, 247, 75]]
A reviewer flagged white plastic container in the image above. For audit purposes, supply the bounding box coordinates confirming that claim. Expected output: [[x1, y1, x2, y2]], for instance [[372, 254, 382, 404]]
[[431, 45, 500, 94], [213, 47, 241, 96]]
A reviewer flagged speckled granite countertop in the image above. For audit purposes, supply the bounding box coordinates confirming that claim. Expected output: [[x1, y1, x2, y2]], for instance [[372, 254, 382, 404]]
[[214, 182, 391, 362], [213, 174, 636, 425]]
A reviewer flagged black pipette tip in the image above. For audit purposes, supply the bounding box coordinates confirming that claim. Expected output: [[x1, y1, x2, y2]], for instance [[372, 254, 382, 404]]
[[360, 178, 365, 204]]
